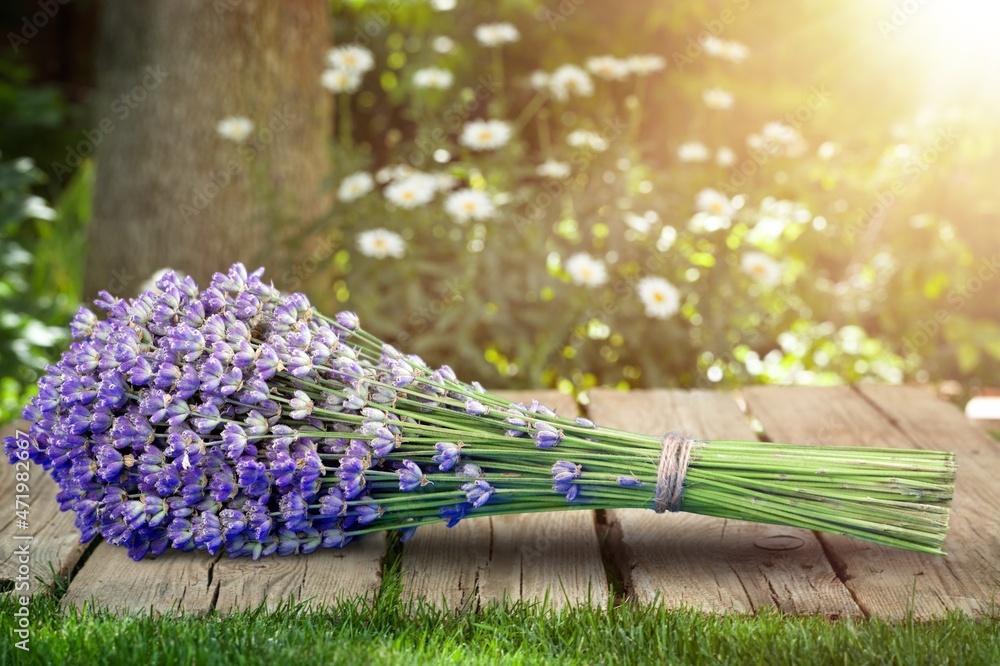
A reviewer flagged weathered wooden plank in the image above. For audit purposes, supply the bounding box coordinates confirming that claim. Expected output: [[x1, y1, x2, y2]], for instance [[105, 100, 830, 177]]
[[213, 532, 385, 612], [401, 390, 608, 610], [401, 518, 491, 611], [744, 385, 998, 619], [588, 389, 859, 616], [61, 541, 217, 614], [482, 511, 608, 608], [0, 422, 90, 595]]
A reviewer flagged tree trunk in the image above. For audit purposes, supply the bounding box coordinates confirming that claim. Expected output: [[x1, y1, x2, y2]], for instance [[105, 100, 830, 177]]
[[84, 0, 331, 298]]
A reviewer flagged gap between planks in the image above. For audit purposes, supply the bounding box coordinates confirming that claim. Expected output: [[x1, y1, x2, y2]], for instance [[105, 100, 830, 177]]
[[742, 385, 1000, 620], [587, 388, 860, 617]]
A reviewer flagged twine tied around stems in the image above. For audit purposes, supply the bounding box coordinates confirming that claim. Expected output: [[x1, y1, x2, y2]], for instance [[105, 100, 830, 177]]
[[654, 432, 695, 513]]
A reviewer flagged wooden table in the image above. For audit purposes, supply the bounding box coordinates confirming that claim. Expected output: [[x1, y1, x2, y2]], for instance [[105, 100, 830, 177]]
[[2, 386, 997, 619]]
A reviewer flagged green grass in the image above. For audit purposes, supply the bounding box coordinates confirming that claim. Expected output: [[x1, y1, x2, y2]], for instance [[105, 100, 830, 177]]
[[2, 567, 998, 666]]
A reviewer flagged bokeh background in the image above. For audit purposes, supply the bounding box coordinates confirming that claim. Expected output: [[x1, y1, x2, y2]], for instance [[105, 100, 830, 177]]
[[2, 0, 999, 423]]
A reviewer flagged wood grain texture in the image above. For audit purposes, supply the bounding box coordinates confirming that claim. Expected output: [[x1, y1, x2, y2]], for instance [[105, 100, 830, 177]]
[[588, 389, 859, 616], [744, 385, 999, 619], [0, 423, 90, 595], [213, 532, 385, 612], [60, 541, 217, 614], [401, 390, 609, 610]]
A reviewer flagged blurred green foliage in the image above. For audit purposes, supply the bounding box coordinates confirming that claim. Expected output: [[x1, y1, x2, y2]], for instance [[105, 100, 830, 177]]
[[305, 0, 1000, 394], [0, 55, 89, 423]]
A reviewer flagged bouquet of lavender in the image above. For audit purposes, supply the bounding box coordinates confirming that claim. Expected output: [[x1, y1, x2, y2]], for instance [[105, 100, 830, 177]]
[[3, 264, 955, 561]]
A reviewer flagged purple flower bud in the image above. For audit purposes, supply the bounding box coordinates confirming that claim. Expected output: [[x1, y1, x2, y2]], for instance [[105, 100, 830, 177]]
[[128, 357, 154, 386], [193, 511, 224, 554], [246, 501, 272, 540], [168, 518, 195, 551], [279, 491, 310, 531], [289, 390, 314, 420], [209, 466, 237, 501], [287, 349, 314, 378], [244, 410, 270, 437], [398, 460, 426, 492], [319, 488, 346, 517], [462, 479, 495, 508], [432, 441, 462, 472], [354, 501, 383, 525], [70, 307, 98, 340], [465, 398, 489, 416], [153, 362, 181, 390], [236, 459, 270, 498], [574, 417, 597, 429], [234, 291, 261, 321], [217, 366, 243, 396], [221, 423, 248, 459], [168, 324, 206, 363], [198, 356, 225, 393], [233, 339, 256, 369], [140, 389, 172, 423], [166, 398, 191, 426], [336, 311, 360, 331], [617, 476, 642, 487], [552, 460, 582, 493], [456, 463, 482, 479], [439, 503, 467, 528], [176, 364, 200, 399], [534, 428, 564, 449], [219, 508, 246, 538], [192, 402, 222, 434], [145, 495, 168, 528]]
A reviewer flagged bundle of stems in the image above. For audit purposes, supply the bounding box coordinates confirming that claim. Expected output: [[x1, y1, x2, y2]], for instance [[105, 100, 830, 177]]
[[3, 264, 955, 560]]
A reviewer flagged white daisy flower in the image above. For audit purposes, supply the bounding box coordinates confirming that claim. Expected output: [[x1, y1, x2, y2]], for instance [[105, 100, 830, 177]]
[[326, 45, 375, 74], [624, 212, 653, 235], [375, 164, 416, 184], [413, 67, 454, 90], [548, 65, 594, 101], [474, 22, 520, 47], [529, 70, 550, 90], [625, 54, 666, 76], [459, 119, 512, 151], [432, 36, 455, 53], [357, 229, 405, 259], [818, 141, 837, 160], [741, 251, 783, 288], [444, 188, 497, 223], [716, 146, 737, 167], [701, 36, 726, 58], [677, 141, 710, 162], [702, 88, 734, 110], [384, 174, 437, 209], [585, 55, 631, 81], [23, 195, 56, 220], [430, 0, 456, 10], [696, 188, 735, 217], [719, 40, 750, 63], [762, 121, 799, 144], [432, 172, 459, 192], [337, 171, 375, 202], [216, 116, 254, 142], [536, 159, 571, 179], [655, 226, 677, 252], [321, 68, 362, 94], [565, 253, 609, 287], [566, 129, 608, 152], [637, 276, 681, 319], [688, 212, 731, 233]]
